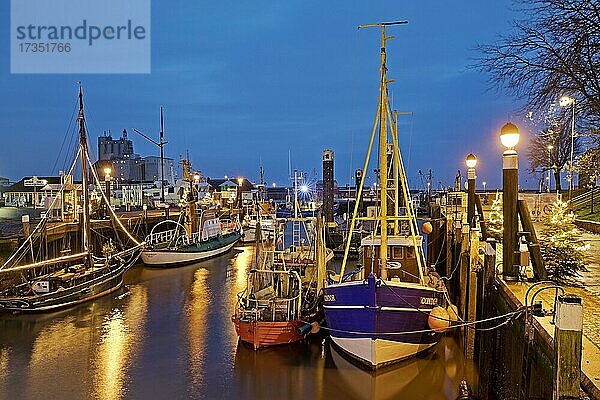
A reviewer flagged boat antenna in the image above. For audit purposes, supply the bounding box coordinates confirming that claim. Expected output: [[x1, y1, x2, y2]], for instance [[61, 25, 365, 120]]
[[132, 106, 169, 203], [357, 21, 408, 29]]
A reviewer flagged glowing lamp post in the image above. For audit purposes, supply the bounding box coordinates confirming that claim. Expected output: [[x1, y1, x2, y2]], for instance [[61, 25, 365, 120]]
[[547, 145, 554, 192], [559, 95, 576, 199], [237, 177, 244, 208], [103, 167, 112, 211], [465, 153, 477, 226], [500, 122, 520, 280]]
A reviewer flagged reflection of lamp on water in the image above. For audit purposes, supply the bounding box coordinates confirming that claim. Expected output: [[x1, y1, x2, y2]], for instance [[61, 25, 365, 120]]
[[500, 122, 520, 280]]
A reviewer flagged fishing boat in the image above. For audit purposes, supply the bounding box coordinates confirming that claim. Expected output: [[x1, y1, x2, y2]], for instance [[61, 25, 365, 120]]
[[0, 87, 143, 312], [241, 201, 277, 243], [232, 204, 332, 349], [323, 21, 451, 368], [141, 186, 243, 267]]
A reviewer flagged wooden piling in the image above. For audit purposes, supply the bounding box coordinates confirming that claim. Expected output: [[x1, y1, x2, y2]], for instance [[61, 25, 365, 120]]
[[427, 203, 445, 272], [502, 151, 519, 279], [477, 239, 497, 400], [475, 194, 489, 240], [517, 199, 548, 281], [458, 226, 470, 323], [21, 215, 30, 237], [465, 228, 479, 360], [553, 294, 583, 400]]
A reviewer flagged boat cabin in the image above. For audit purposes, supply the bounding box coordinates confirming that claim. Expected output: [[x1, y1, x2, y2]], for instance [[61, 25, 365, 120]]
[[361, 235, 423, 283]]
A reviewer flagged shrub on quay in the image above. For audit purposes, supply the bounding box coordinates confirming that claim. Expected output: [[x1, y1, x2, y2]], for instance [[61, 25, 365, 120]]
[[539, 199, 589, 285]]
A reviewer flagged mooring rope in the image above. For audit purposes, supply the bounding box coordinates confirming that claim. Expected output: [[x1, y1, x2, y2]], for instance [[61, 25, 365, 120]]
[[304, 308, 524, 336]]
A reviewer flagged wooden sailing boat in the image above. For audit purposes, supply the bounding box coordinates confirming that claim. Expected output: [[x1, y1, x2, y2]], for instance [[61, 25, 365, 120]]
[[0, 87, 143, 312], [323, 22, 450, 368]]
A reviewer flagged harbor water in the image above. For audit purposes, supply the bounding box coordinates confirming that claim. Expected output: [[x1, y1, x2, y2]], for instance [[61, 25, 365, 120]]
[[0, 245, 477, 400]]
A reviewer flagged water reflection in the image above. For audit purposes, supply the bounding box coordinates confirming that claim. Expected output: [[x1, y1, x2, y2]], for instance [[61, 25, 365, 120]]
[[233, 336, 476, 400], [0, 244, 478, 400], [92, 285, 149, 400], [0, 348, 9, 387], [0, 282, 148, 400], [186, 267, 210, 392]]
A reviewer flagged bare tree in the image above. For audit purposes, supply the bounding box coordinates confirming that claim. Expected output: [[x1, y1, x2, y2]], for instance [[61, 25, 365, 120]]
[[525, 105, 583, 190], [476, 0, 600, 134], [527, 127, 580, 190]]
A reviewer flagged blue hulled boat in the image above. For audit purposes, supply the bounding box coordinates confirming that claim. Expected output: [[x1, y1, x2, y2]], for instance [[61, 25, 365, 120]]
[[323, 21, 450, 368]]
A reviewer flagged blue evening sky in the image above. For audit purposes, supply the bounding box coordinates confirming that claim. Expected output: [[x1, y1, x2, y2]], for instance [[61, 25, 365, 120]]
[[0, 1, 538, 190]]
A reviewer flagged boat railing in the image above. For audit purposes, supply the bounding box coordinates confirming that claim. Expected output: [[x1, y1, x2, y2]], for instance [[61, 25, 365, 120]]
[[240, 268, 303, 322], [243, 294, 301, 322], [146, 229, 178, 245]]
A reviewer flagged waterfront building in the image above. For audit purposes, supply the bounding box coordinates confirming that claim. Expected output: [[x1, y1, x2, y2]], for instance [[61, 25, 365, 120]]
[[2, 176, 60, 207], [142, 155, 175, 186], [94, 130, 175, 185]]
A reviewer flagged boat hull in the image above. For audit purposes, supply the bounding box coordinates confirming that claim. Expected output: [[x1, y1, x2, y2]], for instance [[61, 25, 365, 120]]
[[232, 316, 305, 350], [323, 274, 445, 368], [0, 254, 139, 313], [141, 232, 241, 267]]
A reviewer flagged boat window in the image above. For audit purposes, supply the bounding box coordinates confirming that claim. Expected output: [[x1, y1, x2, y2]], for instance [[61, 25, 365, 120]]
[[406, 247, 415, 258], [392, 246, 403, 259]]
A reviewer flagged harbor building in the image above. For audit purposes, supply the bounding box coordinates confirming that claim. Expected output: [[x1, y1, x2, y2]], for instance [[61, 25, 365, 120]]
[[94, 130, 175, 185]]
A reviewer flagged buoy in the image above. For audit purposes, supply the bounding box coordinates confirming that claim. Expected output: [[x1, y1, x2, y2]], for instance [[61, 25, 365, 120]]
[[447, 303, 459, 322], [428, 306, 450, 333], [298, 323, 312, 336], [421, 221, 433, 235], [310, 321, 320, 334]]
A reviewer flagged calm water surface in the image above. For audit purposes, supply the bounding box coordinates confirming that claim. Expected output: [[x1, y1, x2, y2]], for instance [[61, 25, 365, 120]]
[[0, 245, 476, 400]]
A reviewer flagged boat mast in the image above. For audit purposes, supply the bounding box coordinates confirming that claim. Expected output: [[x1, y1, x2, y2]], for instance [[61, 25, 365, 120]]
[[77, 86, 92, 262], [377, 24, 390, 280], [337, 21, 407, 282], [159, 106, 166, 203]]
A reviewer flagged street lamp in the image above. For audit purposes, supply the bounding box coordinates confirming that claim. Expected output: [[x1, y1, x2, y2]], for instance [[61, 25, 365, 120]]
[[237, 177, 244, 208], [559, 95, 576, 199], [103, 167, 112, 212], [547, 145, 554, 193], [500, 122, 520, 280], [483, 181, 487, 192], [465, 153, 477, 226]]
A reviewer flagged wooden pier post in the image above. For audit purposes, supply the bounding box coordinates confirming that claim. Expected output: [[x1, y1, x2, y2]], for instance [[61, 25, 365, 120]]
[[465, 227, 480, 360], [553, 294, 583, 400], [458, 226, 470, 322], [21, 215, 30, 237], [477, 239, 497, 400], [517, 199, 548, 281], [502, 149, 519, 280], [475, 194, 488, 240]]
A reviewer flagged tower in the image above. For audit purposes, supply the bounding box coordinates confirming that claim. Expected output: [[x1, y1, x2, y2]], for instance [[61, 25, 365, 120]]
[[322, 150, 334, 222]]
